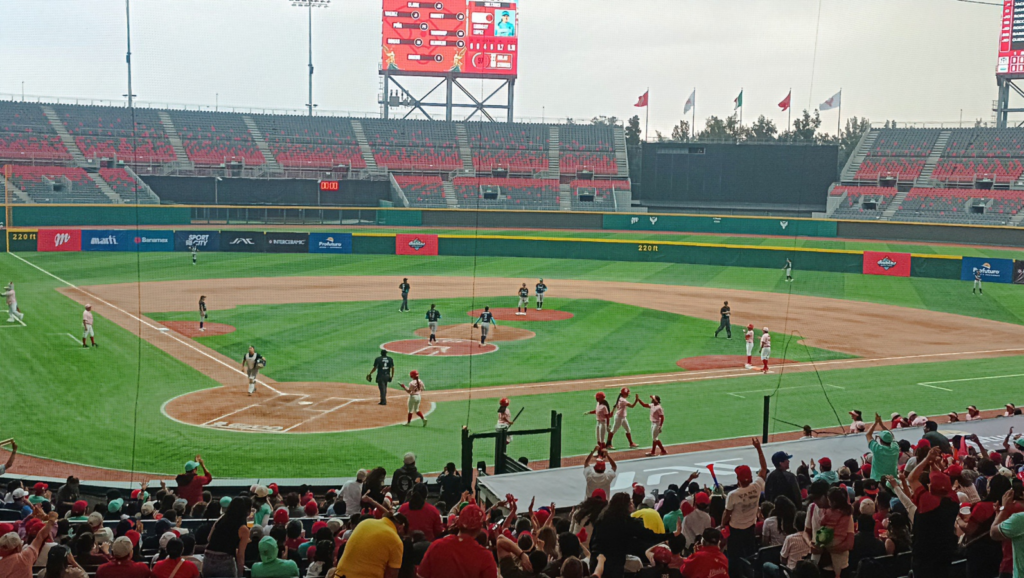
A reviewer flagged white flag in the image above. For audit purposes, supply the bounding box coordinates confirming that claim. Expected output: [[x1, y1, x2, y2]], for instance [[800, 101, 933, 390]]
[[683, 90, 695, 114], [819, 91, 842, 111]]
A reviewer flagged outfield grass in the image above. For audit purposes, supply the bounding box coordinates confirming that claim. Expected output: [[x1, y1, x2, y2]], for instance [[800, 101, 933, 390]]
[[2, 250, 1023, 478]]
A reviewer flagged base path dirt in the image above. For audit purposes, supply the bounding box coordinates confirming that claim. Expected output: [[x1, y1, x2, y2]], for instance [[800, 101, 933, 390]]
[[467, 308, 573, 322], [413, 324, 535, 342], [384, 338, 499, 357], [677, 356, 797, 370], [54, 276, 1024, 436], [161, 321, 236, 338]]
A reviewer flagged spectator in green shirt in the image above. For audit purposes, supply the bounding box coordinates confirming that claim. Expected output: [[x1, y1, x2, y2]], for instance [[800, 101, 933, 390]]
[[252, 536, 299, 578], [866, 413, 899, 482]]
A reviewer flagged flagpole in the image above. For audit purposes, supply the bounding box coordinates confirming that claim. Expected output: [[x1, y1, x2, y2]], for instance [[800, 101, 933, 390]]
[[788, 88, 792, 133], [645, 87, 649, 143], [740, 87, 743, 125], [837, 88, 842, 137], [691, 88, 696, 140]]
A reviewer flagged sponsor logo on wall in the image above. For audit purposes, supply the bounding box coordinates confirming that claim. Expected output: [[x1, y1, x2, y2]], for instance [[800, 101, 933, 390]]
[[961, 257, 1013, 284], [37, 229, 82, 252], [876, 256, 897, 271], [266, 232, 310, 253], [173, 231, 220, 252], [396, 233, 438, 256], [54, 233, 72, 247], [863, 251, 911, 277], [308, 233, 353, 254], [221, 231, 265, 252]]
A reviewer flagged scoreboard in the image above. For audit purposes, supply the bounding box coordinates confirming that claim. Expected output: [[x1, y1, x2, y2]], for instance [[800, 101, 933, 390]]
[[382, 0, 518, 78], [998, 0, 1024, 76]]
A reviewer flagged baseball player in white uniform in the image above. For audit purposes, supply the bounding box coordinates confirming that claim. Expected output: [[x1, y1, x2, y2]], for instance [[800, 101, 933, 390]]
[[586, 392, 612, 449], [607, 387, 639, 449], [783, 259, 793, 282], [635, 394, 666, 456], [241, 346, 266, 395], [399, 370, 428, 427], [744, 323, 755, 369], [82, 304, 96, 348], [759, 327, 771, 373], [2, 282, 23, 323]]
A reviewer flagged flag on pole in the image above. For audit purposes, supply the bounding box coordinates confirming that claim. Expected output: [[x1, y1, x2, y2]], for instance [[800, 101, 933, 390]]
[[819, 90, 842, 111], [734, 90, 743, 110], [778, 91, 791, 112], [683, 90, 695, 114], [635, 91, 649, 107]]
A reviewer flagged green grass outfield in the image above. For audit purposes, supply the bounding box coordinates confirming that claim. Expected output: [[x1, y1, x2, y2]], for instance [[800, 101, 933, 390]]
[[2, 250, 1024, 478]]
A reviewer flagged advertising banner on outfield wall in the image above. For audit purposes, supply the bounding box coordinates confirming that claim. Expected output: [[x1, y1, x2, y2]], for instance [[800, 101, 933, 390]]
[[82, 230, 129, 252], [266, 232, 309, 254], [1014, 261, 1024, 285], [396, 233, 439, 256], [37, 229, 80, 252], [309, 233, 353, 254], [130, 231, 174, 252], [961, 257, 1013, 284], [862, 251, 912, 277], [221, 231, 266, 253], [174, 231, 220, 252]]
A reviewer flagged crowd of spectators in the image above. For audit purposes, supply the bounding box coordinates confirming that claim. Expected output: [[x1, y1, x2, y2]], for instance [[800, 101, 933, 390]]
[[3, 407, 1024, 578]]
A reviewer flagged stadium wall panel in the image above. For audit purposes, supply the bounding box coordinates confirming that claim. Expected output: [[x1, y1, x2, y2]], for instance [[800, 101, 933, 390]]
[[836, 221, 1024, 248], [422, 210, 604, 230], [352, 234, 396, 255], [377, 210, 422, 226], [603, 214, 837, 237], [141, 176, 390, 206], [11, 206, 190, 227], [911, 256, 963, 279]]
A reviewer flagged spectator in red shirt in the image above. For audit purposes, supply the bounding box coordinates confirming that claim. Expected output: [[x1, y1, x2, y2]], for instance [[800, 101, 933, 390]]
[[152, 538, 200, 578], [96, 537, 152, 578], [417, 503, 497, 578], [680, 528, 728, 578], [174, 456, 212, 507], [398, 484, 444, 541]]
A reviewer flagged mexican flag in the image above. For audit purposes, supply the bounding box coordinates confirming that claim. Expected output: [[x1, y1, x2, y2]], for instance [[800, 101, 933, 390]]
[[734, 90, 743, 110]]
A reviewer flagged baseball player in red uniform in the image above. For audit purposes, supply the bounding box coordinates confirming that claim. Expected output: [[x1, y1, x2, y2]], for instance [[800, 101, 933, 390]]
[[607, 387, 640, 449], [744, 323, 755, 369], [635, 394, 666, 456], [398, 370, 427, 427], [585, 392, 612, 449], [759, 327, 771, 373]]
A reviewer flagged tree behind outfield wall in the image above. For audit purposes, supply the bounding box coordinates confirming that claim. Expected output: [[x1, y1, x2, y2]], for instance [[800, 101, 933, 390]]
[[748, 115, 778, 141], [780, 109, 821, 144], [670, 120, 691, 142], [625, 115, 642, 147]]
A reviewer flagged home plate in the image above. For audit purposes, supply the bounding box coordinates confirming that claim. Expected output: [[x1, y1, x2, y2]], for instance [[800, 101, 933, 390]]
[[383, 338, 498, 356]]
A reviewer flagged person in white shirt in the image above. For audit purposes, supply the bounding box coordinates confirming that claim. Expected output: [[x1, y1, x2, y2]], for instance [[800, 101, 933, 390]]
[[340, 470, 366, 516], [2, 282, 23, 323], [582, 446, 617, 499], [848, 410, 866, 434], [0, 440, 16, 477], [907, 411, 927, 427], [82, 304, 96, 348], [723, 437, 769, 571], [744, 324, 756, 369], [759, 327, 772, 373]]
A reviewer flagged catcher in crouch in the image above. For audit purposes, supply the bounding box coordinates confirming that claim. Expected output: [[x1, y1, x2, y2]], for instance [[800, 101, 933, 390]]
[[241, 345, 266, 396]]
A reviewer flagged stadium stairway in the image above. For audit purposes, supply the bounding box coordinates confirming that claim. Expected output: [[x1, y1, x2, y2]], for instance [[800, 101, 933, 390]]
[[40, 105, 87, 165], [242, 115, 283, 174], [614, 127, 629, 177], [840, 130, 878, 183], [156, 111, 193, 168], [559, 183, 571, 210], [1009, 210, 1024, 227], [916, 130, 952, 186], [881, 190, 910, 220], [443, 179, 458, 208], [350, 120, 381, 173], [86, 172, 122, 203], [547, 126, 561, 177], [0, 173, 31, 203], [455, 124, 475, 175]]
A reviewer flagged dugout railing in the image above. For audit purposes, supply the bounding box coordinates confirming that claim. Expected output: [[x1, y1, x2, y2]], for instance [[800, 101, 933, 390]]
[[461, 410, 563, 490]]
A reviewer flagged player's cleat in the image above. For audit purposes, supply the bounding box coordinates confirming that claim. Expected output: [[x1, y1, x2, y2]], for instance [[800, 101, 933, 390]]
[[745, 364, 753, 369], [422, 418, 428, 427], [200, 328, 205, 332], [629, 443, 639, 448], [83, 344, 89, 348], [92, 343, 98, 348]]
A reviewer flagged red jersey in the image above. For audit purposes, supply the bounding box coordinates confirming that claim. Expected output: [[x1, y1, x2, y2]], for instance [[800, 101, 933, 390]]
[[417, 534, 498, 578], [680, 545, 729, 577], [96, 559, 154, 578]]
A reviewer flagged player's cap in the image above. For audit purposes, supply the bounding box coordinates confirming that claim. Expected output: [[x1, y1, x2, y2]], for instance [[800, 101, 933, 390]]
[[539, 278, 543, 282], [595, 392, 605, 401], [499, 397, 509, 406], [762, 327, 769, 333], [650, 395, 660, 404], [849, 410, 862, 419], [747, 323, 754, 330], [410, 370, 418, 378], [693, 492, 711, 506], [620, 387, 630, 396], [907, 411, 917, 418], [890, 412, 901, 419], [85, 304, 92, 310], [1008, 403, 1016, 409], [735, 465, 753, 484], [967, 405, 978, 411]]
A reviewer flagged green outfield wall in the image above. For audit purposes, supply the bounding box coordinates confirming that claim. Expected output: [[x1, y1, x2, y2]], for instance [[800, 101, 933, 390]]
[[11, 205, 191, 227], [602, 214, 839, 237]]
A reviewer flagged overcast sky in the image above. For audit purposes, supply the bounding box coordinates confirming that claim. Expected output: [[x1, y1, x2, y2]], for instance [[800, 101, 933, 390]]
[[1, 0, 1007, 135]]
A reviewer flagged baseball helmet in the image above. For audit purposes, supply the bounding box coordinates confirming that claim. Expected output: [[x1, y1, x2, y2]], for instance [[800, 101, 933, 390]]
[[747, 323, 754, 330], [410, 370, 419, 378], [620, 387, 630, 396], [763, 327, 769, 333], [595, 392, 606, 401], [499, 397, 510, 406]]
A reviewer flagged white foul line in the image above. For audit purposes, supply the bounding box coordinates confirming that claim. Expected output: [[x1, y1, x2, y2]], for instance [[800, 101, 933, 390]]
[[201, 402, 264, 426], [281, 399, 366, 433], [919, 384, 953, 392], [920, 373, 1024, 386], [65, 332, 80, 343], [8, 253, 283, 396]]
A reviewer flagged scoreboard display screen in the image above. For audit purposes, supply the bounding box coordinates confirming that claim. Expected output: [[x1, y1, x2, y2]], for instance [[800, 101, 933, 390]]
[[382, 0, 518, 77], [998, 0, 1024, 76]]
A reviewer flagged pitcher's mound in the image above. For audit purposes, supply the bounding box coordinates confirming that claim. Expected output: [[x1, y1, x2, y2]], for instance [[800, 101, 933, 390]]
[[414, 323, 534, 342], [161, 321, 236, 338], [467, 308, 573, 322], [677, 355, 798, 370], [384, 339, 498, 356]]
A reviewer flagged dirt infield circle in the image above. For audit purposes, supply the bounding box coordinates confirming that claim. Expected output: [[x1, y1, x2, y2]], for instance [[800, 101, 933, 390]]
[[161, 321, 236, 338], [413, 323, 535, 342], [384, 338, 498, 356], [466, 308, 574, 321], [676, 355, 798, 370]]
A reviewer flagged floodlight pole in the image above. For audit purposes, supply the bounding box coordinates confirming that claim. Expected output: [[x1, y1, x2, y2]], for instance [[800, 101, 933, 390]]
[[307, 0, 314, 116], [125, 0, 133, 109]]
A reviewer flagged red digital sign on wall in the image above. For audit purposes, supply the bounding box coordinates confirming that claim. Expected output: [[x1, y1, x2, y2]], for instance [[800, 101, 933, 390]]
[[382, 0, 518, 78], [997, 0, 1024, 75]]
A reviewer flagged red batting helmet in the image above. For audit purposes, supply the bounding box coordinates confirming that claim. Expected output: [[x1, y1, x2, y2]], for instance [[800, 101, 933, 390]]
[[620, 387, 630, 396], [410, 370, 419, 378], [499, 397, 510, 406], [747, 324, 754, 330], [595, 392, 606, 401]]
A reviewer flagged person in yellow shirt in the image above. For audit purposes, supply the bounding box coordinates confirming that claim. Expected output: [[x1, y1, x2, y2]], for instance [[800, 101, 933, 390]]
[[336, 500, 407, 578], [631, 495, 665, 534]]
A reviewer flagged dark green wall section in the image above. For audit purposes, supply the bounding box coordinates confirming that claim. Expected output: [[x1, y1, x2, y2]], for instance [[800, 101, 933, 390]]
[[603, 214, 838, 237], [377, 210, 422, 226], [911, 256, 962, 279], [12, 206, 191, 227], [352, 235, 395, 255]]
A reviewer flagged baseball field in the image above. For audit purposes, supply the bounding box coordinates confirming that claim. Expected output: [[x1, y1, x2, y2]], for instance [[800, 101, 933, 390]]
[[3, 225, 1024, 480]]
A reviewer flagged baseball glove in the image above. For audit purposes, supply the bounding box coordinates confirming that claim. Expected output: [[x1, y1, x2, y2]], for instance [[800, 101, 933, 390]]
[[256, 358, 267, 369], [366, 374, 373, 383], [472, 324, 478, 329]]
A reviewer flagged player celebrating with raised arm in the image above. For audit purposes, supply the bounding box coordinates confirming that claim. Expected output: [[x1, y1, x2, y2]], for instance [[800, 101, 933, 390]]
[[399, 278, 411, 312], [473, 306, 497, 347], [199, 295, 207, 332], [535, 278, 547, 311], [635, 394, 667, 456], [425, 304, 441, 344], [607, 387, 640, 450], [398, 370, 428, 427], [82, 304, 97, 348], [241, 345, 266, 396], [367, 348, 396, 405], [759, 327, 771, 374], [585, 392, 612, 449], [744, 323, 755, 369], [516, 283, 529, 316]]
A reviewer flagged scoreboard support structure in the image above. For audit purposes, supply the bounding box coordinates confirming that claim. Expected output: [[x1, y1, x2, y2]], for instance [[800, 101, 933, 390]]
[[994, 76, 1024, 129], [380, 70, 514, 122]]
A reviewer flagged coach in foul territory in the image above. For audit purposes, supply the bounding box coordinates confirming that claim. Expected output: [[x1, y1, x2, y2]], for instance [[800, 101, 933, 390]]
[[368, 349, 396, 405]]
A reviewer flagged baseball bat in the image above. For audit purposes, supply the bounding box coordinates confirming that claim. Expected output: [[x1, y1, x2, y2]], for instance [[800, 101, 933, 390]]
[[0, 438, 12, 447], [509, 407, 525, 428]]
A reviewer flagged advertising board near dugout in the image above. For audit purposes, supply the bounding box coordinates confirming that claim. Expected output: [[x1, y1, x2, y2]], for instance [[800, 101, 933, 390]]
[[82, 230, 130, 252], [862, 251, 911, 277], [309, 233, 353, 254], [961, 257, 1013, 284]]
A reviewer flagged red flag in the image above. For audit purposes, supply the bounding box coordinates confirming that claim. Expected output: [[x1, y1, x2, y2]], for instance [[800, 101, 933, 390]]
[[779, 91, 791, 112], [634, 91, 648, 108]]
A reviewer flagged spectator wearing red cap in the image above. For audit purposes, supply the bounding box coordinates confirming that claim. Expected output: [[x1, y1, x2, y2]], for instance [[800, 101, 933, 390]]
[[397, 483, 443, 541], [28, 482, 50, 506], [302, 500, 319, 518], [908, 446, 959, 578], [678, 528, 728, 578], [0, 516, 54, 578], [582, 446, 617, 500], [810, 457, 838, 485], [175, 456, 212, 508], [722, 438, 769, 575], [680, 492, 712, 549], [417, 503, 496, 578]]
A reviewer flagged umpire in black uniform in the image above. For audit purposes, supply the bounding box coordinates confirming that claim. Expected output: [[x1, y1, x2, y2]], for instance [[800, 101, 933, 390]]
[[715, 300, 732, 339], [367, 349, 396, 405]]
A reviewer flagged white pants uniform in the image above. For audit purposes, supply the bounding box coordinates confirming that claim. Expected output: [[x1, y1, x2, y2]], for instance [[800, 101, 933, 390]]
[[785, 267, 792, 277], [481, 324, 490, 337], [611, 414, 631, 435], [596, 420, 609, 445], [407, 394, 421, 413], [761, 347, 771, 361], [518, 297, 529, 308], [746, 341, 754, 357], [83, 324, 94, 338], [975, 279, 982, 289], [428, 322, 438, 335], [537, 293, 544, 306], [651, 422, 663, 442], [7, 302, 22, 321], [247, 367, 260, 393]]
